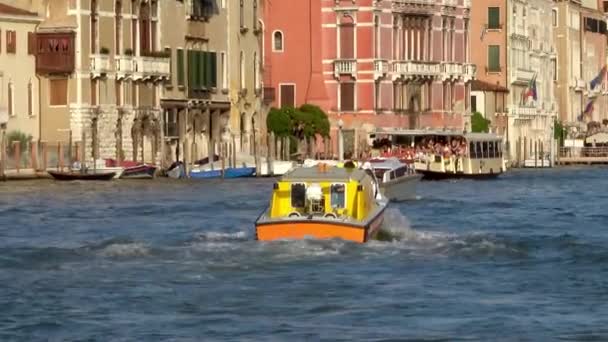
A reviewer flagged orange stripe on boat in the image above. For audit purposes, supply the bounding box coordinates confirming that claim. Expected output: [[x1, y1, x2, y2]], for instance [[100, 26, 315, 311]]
[[256, 222, 366, 243]]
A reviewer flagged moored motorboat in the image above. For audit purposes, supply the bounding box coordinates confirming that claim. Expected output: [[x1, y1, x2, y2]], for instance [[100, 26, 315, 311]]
[[48, 170, 116, 181], [367, 158, 421, 201], [255, 164, 388, 243], [190, 167, 256, 179], [120, 164, 157, 179]]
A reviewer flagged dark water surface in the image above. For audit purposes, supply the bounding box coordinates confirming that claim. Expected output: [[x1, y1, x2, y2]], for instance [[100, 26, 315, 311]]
[[1, 168, 608, 341]]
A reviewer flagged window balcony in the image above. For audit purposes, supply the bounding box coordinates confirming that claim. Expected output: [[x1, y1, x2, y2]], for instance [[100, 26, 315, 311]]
[[35, 32, 75, 74], [464, 63, 476, 82], [115, 55, 135, 80], [572, 78, 586, 91], [373, 59, 389, 80], [510, 68, 535, 85], [133, 55, 171, 81], [334, 59, 357, 79], [392, 0, 435, 15], [510, 106, 539, 118], [440, 62, 464, 81], [90, 54, 112, 78], [392, 61, 440, 80]]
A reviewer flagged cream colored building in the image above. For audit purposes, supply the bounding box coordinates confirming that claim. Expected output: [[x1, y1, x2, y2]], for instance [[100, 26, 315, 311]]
[[506, 0, 557, 160], [0, 3, 41, 140], [227, 0, 264, 155], [158, 0, 263, 167], [33, 0, 169, 164], [554, 0, 608, 135]]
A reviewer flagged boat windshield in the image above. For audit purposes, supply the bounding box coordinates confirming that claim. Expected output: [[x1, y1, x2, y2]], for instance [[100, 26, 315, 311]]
[[374, 168, 388, 180], [330, 184, 346, 209], [291, 183, 306, 208]]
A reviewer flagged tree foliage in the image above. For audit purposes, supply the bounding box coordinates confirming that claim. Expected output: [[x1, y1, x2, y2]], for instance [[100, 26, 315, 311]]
[[5, 130, 32, 154], [266, 104, 330, 139], [471, 112, 490, 133], [266, 107, 292, 137]]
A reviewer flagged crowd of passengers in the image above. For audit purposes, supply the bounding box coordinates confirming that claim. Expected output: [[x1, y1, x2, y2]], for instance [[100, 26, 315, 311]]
[[373, 137, 468, 160]]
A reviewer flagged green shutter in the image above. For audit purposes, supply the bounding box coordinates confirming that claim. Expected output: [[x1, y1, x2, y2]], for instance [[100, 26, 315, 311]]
[[197, 51, 204, 89], [210, 52, 217, 88], [177, 49, 184, 87], [488, 45, 500, 71], [187, 50, 196, 90], [488, 7, 500, 29], [202, 51, 210, 89]]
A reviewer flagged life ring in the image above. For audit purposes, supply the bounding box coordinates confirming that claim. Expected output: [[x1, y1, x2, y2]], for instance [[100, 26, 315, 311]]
[[288, 212, 301, 218]]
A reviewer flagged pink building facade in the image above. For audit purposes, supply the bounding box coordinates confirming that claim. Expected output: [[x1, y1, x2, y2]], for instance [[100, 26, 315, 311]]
[[263, 0, 474, 155]]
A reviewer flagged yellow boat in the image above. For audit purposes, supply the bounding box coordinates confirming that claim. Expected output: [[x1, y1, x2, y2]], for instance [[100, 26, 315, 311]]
[[255, 164, 388, 243]]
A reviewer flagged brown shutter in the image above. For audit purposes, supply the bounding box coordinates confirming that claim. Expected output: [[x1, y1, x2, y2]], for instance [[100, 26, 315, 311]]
[[116, 80, 121, 105], [50, 78, 68, 106], [280, 84, 295, 108], [340, 24, 354, 59], [91, 79, 97, 106], [27, 32, 35, 55], [340, 83, 355, 111]]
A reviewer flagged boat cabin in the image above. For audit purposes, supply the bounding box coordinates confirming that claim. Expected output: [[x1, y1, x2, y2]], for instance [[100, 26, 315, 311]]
[[268, 166, 377, 221], [370, 129, 506, 177]]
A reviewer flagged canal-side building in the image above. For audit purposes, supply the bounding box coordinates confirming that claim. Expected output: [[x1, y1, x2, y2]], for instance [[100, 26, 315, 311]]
[[471, 0, 557, 161], [0, 3, 41, 141], [160, 0, 263, 166], [554, 0, 608, 135], [263, 0, 474, 156], [34, 0, 170, 164]]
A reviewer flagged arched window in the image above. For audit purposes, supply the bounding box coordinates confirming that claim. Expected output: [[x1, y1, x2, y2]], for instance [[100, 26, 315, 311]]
[[273, 31, 283, 52], [91, 0, 98, 53]]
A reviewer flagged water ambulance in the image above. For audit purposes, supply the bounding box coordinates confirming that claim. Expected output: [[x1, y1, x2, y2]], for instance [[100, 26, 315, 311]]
[[255, 164, 388, 243]]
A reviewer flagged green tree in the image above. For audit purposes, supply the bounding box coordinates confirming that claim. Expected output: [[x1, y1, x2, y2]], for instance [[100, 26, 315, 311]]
[[266, 107, 291, 137], [299, 104, 330, 138], [471, 112, 490, 133]]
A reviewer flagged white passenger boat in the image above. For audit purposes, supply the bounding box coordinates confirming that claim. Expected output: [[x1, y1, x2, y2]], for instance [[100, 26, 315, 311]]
[[366, 158, 421, 201], [370, 129, 507, 180]]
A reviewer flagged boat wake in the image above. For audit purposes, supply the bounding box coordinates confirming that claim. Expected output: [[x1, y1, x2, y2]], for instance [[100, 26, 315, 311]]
[[374, 208, 530, 259]]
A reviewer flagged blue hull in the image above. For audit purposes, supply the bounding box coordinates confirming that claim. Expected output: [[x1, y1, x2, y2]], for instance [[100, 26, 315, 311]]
[[189, 167, 256, 179]]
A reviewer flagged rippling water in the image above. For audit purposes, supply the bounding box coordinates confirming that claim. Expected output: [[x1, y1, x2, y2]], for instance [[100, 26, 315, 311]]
[[1, 168, 608, 341]]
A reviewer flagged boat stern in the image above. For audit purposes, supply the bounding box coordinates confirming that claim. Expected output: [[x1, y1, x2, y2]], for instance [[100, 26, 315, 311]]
[[255, 218, 367, 243]]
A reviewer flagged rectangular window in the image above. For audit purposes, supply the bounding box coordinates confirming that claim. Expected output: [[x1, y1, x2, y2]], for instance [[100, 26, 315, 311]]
[[221, 52, 227, 89], [90, 79, 97, 106], [340, 82, 355, 111], [187, 50, 197, 90], [340, 24, 355, 59], [50, 78, 68, 106], [552, 9, 557, 27], [471, 95, 477, 112], [280, 84, 295, 108], [6, 30, 16, 53], [488, 45, 500, 72], [165, 47, 172, 88], [290, 183, 306, 208], [27, 82, 33, 116], [552, 59, 557, 81], [240, 0, 244, 28], [177, 48, 185, 87], [209, 52, 217, 88], [374, 81, 380, 110], [330, 184, 346, 209], [164, 109, 178, 138], [115, 80, 121, 105], [8, 83, 13, 116], [488, 7, 500, 29]]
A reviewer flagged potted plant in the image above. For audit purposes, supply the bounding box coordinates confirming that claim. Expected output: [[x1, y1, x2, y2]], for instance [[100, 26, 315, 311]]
[[99, 46, 110, 55], [124, 48, 134, 56]]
